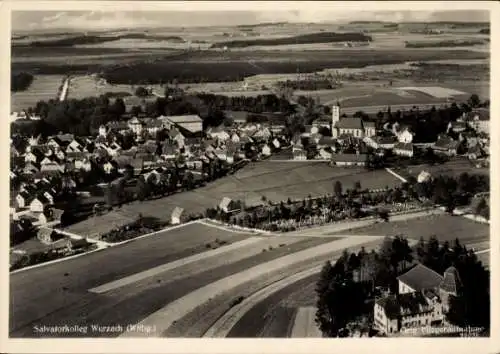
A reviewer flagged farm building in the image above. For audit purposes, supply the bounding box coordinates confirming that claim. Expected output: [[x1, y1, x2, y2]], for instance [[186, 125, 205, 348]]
[[171, 207, 186, 225], [393, 143, 414, 157]]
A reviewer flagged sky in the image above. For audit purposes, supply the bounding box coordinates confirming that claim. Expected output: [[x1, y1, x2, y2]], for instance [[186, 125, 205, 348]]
[[11, 9, 490, 32]]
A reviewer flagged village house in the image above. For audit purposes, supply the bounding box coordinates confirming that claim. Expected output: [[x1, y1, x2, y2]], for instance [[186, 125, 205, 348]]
[[103, 161, 117, 174], [106, 121, 130, 135], [169, 127, 186, 148], [40, 158, 64, 173], [318, 147, 334, 159], [171, 206, 186, 225], [432, 135, 461, 156], [223, 110, 248, 126], [143, 118, 164, 135], [29, 195, 52, 213], [65, 138, 85, 153], [465, 108, 489, 135], [75, 157, 93, 172], [16, 191, 33, 209], [447, 121, 467, 134], [162, 143, 178, 160], [366, 136, 398, 150], [331, 153, 367, 166], [24, 162, 40, 175], [467, 145, 485, 160], [128, 117, 144, 135], [231, 132, 241, 144], [207, 126, 231, 141], [261, 144, 272, 157], [24, 149, 44, 164], [393, 142, 414, 158], [37, 208, 64, 226], [395, 126, 414, 143]]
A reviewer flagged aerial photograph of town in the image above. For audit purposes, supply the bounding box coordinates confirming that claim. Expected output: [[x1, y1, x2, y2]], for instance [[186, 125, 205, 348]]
[[8, 5, 490, 339]]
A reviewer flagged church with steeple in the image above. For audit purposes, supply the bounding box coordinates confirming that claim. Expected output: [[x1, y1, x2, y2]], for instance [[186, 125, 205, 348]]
[[330, 102, 376, 139]]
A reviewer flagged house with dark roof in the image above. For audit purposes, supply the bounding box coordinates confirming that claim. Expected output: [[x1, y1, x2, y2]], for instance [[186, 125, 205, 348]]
[[397, 264, 444, 294]]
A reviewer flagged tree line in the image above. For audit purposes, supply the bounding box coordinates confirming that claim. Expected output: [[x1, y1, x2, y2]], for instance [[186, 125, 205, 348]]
[[11, 72, 34, 92]]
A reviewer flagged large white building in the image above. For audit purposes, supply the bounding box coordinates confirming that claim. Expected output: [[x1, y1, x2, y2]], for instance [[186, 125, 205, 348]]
[[331, 104, 376, 139], [374, 264, 461, 336]]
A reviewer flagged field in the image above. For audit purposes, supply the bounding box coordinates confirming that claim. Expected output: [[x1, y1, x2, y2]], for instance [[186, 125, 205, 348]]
[[10, 75, 64, 112], [10, 219, 385, 337], [329, 213, 489, 244], [65, 162, 402, 237], [394, 159, 490, 181]]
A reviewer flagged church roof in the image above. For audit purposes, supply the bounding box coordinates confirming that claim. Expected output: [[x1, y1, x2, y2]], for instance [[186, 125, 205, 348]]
[[335, 117, 363, 130]]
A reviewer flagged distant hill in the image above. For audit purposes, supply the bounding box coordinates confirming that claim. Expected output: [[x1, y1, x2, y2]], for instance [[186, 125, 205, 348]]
[[211, 32, 372, 48], [237, 22, 289, 29], [12, 34, 186, 48]]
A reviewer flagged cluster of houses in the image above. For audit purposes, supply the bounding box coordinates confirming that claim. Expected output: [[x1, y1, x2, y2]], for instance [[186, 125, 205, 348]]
[[10, 113, 288, 238], [291, 105, 490, 165], [374, 264, 463, 335]]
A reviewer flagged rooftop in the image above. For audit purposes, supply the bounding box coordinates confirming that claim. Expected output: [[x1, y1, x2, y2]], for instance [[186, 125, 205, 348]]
[[336, 117, 363, 130], [397, 263, 444, 292]]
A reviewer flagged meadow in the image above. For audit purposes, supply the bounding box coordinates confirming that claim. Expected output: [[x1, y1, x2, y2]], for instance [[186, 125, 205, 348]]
[[330, 213, 489, 244], [65, 162, 402, 238]]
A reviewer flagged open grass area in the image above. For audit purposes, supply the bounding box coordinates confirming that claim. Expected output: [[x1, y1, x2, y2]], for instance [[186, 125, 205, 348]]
[[330, 213, 489, 244], [10, 221, 255, 335], [65, 162, 401, 238], [395, 159, 490, 181]]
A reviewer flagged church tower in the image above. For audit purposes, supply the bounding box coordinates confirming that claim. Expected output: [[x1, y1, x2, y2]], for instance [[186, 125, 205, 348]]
[[331, 101, 341, 138]]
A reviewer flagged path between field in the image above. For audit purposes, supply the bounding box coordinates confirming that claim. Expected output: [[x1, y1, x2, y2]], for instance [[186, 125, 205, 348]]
[[197, 219, 262, 235], [88, 237, 265, 294], [119, 235, 384, 337], [202, 266, 322, 338], [290, 307, 322, 338], [385, 167, 408, 183]]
